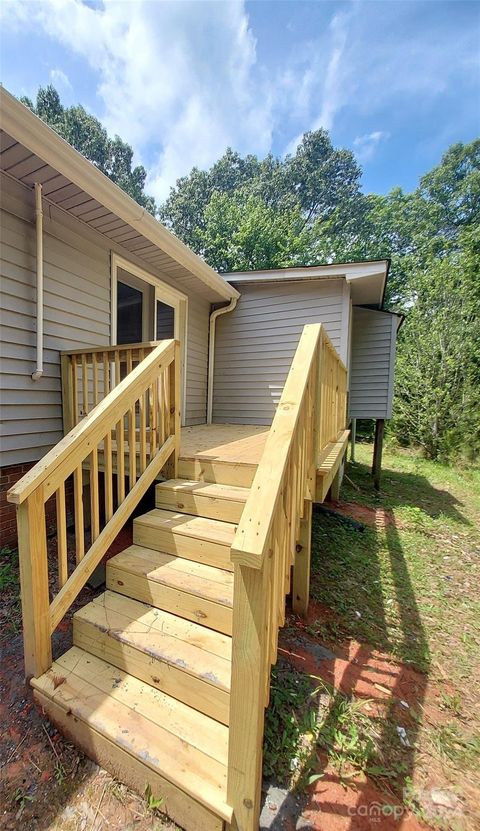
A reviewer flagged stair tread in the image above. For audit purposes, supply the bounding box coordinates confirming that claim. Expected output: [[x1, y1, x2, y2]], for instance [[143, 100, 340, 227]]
[[74, 591, 232, 691], [157, 479, 250, 502], [32, 647, 230, 820], [135, 508, 237, 546], [108, 545, 234, 606]]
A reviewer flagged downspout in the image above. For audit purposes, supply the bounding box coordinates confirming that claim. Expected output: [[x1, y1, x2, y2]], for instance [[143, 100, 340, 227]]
[[31, 182, 44, 381], [207, 298, 238, 424]]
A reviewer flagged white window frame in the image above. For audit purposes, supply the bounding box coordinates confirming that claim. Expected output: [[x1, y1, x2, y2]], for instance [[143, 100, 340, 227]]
[[111, 253, 188, 426]]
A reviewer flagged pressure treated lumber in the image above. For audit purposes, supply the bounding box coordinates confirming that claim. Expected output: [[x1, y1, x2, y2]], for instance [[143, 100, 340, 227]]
[[107, 545, 233, 634], [156, 479, 249, 523], [73, 591, 232, 724], [133, 508, 235, 571], [32, 647, 231, 826]]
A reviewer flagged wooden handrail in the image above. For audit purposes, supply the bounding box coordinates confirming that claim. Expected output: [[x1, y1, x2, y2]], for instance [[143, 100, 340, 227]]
[[60, 341, 161, 357], [9, 342, 175, 505], [8, 339, 181, 679], [227, 323, 347, 831]]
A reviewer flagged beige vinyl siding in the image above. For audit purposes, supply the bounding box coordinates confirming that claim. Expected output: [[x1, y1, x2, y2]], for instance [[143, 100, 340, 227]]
[[212, 279, 346, 425], [348, 306, 397, 420], [0, 176, 210, 466]]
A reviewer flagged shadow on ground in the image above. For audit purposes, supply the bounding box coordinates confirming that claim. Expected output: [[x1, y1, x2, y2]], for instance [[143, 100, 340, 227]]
[[259, 451, 473, 830]]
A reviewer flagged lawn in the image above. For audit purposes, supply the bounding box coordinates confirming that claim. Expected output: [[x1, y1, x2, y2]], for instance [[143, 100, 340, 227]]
[[264, 441, 480, 830]]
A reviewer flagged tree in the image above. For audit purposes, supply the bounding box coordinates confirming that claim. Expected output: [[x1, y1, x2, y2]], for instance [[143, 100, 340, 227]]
[[393, 231, 480, 461], [160, 130, 365, 265], [392, 141, 480, 461], [200, 190, 312, 272], [21, 86, 157, 215]]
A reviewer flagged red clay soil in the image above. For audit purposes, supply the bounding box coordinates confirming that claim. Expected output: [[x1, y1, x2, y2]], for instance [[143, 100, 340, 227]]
[[301, 765, 427, 831], [277, 600, 435, 831], [332, 500, 399, 529]]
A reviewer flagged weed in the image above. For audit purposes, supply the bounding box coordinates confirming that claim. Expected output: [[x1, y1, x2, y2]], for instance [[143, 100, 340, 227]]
[[263, 661, 320, 786], [430, 722, 480, 766], [12, 786, 33, 810], [54, 760, 67, 785], [440, 692, 463, 716], [108, 779, 129, 805], [0, 548, 18, 592], [316, 692, 378, 779], [145, 783, 164, 812]]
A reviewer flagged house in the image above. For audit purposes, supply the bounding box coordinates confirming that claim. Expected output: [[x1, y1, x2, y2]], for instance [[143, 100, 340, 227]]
[[0, 88, 400, 831]]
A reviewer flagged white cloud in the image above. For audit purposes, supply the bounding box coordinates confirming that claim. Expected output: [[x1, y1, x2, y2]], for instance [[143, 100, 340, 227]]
[[1, 0, 274, 202], [49, 67, 72, 92], [282, 1, 478, 160], [353, 130, 390, 162]]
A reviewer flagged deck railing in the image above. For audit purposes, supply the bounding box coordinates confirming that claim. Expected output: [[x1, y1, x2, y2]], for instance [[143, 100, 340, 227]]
[[8, 339, 181, 679], [60, 342, 161, 434], [227, 324, 347, 830]]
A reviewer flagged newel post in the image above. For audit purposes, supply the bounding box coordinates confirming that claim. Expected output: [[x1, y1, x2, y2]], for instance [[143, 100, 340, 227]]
[[17, 487, 52, 680], [227, 561, 269, 831]]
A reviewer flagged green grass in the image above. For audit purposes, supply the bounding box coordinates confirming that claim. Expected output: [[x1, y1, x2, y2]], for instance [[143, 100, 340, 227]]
[[263, 442, 480, 823], [311, 443, 480, 679]]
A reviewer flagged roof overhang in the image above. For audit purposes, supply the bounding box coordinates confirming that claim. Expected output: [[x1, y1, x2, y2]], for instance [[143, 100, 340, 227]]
[[0, 87, 238, 303], [225, 260, 389, 307]]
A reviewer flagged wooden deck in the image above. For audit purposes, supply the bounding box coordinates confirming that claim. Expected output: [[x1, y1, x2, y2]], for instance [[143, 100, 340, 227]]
[[180, 424, 268, 464], [179, 423, 348, 501]]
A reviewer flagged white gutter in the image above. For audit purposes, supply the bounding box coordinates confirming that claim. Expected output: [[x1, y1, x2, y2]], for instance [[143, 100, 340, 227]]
[[207, 298, 238, 424], [31, 182, 44, 381]]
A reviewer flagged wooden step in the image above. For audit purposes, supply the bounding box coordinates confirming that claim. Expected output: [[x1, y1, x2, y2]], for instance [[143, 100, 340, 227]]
[[107, 544, 234, 635], [32, 647, 231, 831], [156, 479, 249, 523], [179, 455, 257, 488], [73, 591, 232, 724], [133, 508, 236, 571]]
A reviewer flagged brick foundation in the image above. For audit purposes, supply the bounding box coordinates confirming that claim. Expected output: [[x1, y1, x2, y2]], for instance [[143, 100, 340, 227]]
[[0, 462, 74, 549]]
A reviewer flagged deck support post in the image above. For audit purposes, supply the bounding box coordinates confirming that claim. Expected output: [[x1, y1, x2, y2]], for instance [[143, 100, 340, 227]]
[[292, 499, 313, 617], [228, 562, 269, 831], [329, 466, 341, 501], [350, 417, 356, 462], [372, 418, 385, 491], [17, 488, 52, 680]]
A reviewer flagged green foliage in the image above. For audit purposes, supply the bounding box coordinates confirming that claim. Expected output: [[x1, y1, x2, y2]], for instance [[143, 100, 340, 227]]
[[161, 130, 365, 264], [21, 86, 157, 215], [393, 235, 480, 461]]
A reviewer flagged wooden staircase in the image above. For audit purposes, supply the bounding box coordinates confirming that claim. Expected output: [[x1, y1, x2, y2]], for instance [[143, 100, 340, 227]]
[[32, 476, 248, 831], [8, 327, 349, 831]]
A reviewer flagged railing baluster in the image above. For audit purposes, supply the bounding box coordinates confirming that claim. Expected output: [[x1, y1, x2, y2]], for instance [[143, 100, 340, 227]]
[[92, 352, 99, 407], [115, 350, 121, 392], [56, 484, 68, 588], [116, 415, 126, 502], [139, 390, 147, 473], [104, 430, 113, 521], [71, 354, 78, 427], [73, 465, 84, 564], [90, 447, 100, 541], [81, 354, 88, 417], [103, 351, 110, 395]]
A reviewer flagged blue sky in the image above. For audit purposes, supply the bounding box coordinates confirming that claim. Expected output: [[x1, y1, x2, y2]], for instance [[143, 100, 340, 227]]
[[1, 0, 479, 203]]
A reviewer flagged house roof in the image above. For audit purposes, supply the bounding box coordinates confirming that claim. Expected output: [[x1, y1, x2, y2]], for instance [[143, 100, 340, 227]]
[[224, 260, 390, 307], [0, 87, 238, 303]]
